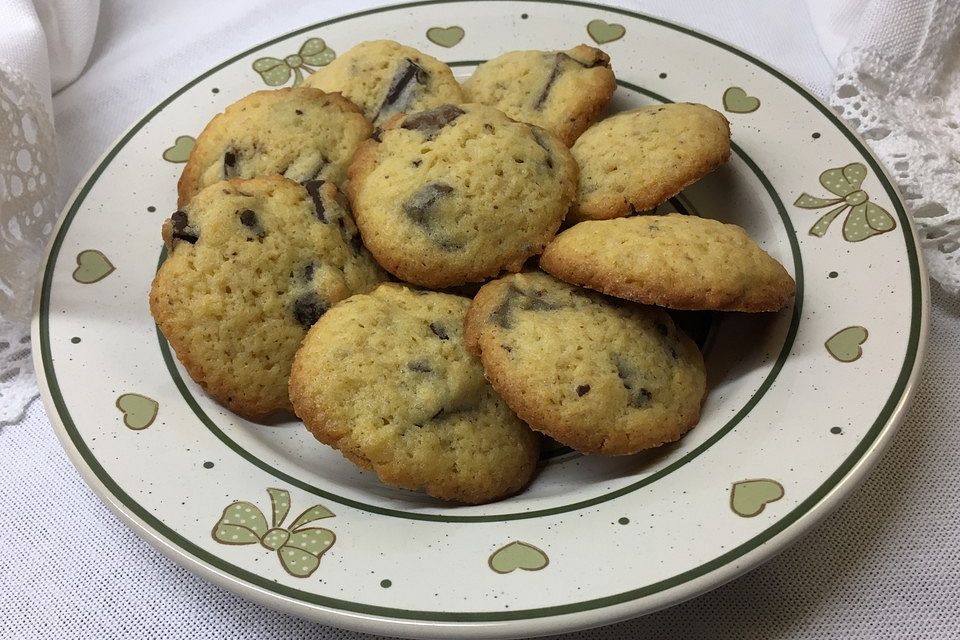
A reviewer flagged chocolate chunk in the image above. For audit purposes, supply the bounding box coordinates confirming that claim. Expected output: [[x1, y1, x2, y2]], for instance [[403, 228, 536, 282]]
[[562, 50, 611, 69], [490, 286, 521, 329], [523, 297, 560, 312], [170, 210, 198, 244], [534, 53, 565, 109], [292, 292, 328, 328], [375, 58, 429, 120], [223, 149, 238, 178], [401, 105, 465, 139], [407, 359, 433, 373], [614, 356, 653, 408], [403, 182, 453, 230], [576, 384, 591, 397], [303, 180, 326, 222], [429, 322, 449, 340], [239, 209, 257, 228], [303, 262, 315, 280], [530, 128, 554, 169]]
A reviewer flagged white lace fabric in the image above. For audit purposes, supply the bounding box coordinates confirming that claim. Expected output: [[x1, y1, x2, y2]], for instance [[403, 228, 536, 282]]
[[0, 65, 56, 424], [828, 0, 960, 292]]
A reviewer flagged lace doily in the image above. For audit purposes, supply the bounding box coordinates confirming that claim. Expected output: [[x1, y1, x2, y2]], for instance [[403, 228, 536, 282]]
[[0, 65, 57, 425], [830, 0, 960, 293]]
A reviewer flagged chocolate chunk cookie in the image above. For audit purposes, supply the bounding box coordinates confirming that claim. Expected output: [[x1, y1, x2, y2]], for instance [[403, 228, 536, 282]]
[[540, 214, 796, 311], [177, 87, 372, 206], [304, 40, 464, 125], [347, 103, 578, 288], [463, 45, 616, 145], [289, 284, 539, 504], [150, 176, 387, 418], [464, 272, 706, 455], [570, 103, 730, 222]]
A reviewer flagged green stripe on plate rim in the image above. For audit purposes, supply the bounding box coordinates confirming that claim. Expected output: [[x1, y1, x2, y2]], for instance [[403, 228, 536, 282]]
[[37, 0, 922, 623], [154, 77, 804, 522]]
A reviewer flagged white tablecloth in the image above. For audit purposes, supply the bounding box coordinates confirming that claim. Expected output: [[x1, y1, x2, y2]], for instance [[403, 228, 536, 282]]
[[2, 1, 959, 638]]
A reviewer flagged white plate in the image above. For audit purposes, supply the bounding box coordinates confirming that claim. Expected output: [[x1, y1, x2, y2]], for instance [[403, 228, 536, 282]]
[[33, 1, 928, 638]]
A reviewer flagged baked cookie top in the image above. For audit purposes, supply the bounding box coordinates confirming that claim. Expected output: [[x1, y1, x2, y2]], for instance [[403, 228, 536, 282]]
[[464, 272, 706, 455], [289, 284, 539, 504], [540, 214, 796, 312], [177, 87, 371, 207], [570, 103, 730, 222], [304, 40, 465, 125], [462, 44, 616, 146], [347, 103, 578, 288], [150, 176, 387, 418]]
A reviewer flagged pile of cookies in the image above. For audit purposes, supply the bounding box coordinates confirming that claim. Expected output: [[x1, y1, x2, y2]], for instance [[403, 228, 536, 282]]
[[150, 40, 795, 504]]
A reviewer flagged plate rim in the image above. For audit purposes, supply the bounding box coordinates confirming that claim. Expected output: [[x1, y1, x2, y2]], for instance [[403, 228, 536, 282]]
[[31, 0, 930, 637]]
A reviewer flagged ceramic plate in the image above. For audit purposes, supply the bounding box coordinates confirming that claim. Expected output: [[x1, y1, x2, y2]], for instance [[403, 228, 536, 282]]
[[33, 1, 928, 637]]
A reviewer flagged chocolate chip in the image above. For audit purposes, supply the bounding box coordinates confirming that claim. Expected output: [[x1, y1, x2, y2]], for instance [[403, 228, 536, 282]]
[[429, 322, 449, 340], [292, 292, 327, 328], [375, 58, 429, 120], [530, 128, 554, 169], [490, 285, 561, 329], [576, 384, 591, 396], [223, 149, 238, 178], [400, 105, 465, 139], [295, 109, 303, 115], [403, 182, 453, 230], [534, 53, 565, 109], [407, 359, 433, 373], [614, 356, 653, 408], [501, 344, 512, 353], [170, 210, 198, 244], [523, 297, 560, 312], [484, 123, 495, 133], [303, 179, 326, 222], [412, 159, 422, 167], [303, 262, 315, 280], [239, 209, 257, 228]]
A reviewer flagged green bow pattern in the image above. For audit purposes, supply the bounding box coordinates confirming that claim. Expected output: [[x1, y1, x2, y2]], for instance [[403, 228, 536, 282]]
[[212, 488, 335, 578], [794, 162, 895, 242], [252, 38, 335, 87]]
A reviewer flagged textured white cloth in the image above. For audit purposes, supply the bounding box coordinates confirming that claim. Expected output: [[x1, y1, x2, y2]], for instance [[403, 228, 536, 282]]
[[0, 0, 98, 424], [1, 1, 958, 638]]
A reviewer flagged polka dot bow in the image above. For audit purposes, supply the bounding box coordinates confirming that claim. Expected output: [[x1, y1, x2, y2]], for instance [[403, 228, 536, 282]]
[[252, 38, 336, 87], [794, 162, 895, 242], [212, 488, 335, 577]]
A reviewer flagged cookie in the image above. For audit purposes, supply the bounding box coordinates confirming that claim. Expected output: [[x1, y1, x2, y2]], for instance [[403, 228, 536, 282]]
[[347, 103, 578, 288], [289, 284, 539, 504], [150, 176, 387, 418], [304, 40, 465, 125], [177, 87, 372, 207], [570, 103, 730, 222], [464, 272, 706, 455], [462, 45, 616, 145], [540, 214, 796, 311]]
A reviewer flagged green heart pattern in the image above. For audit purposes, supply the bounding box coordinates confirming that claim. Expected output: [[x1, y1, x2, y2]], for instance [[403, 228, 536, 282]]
[[162, 135, 195, 163], [723, 86, 760, 113], [730, 479, 784, 517], [488, 541, 549, 574], [587, 19, 625, 44], [426, 26, 464, 48], [72, 250, 115, 284], [116, 393, 159, 430], [825, 326, 868, 363]]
